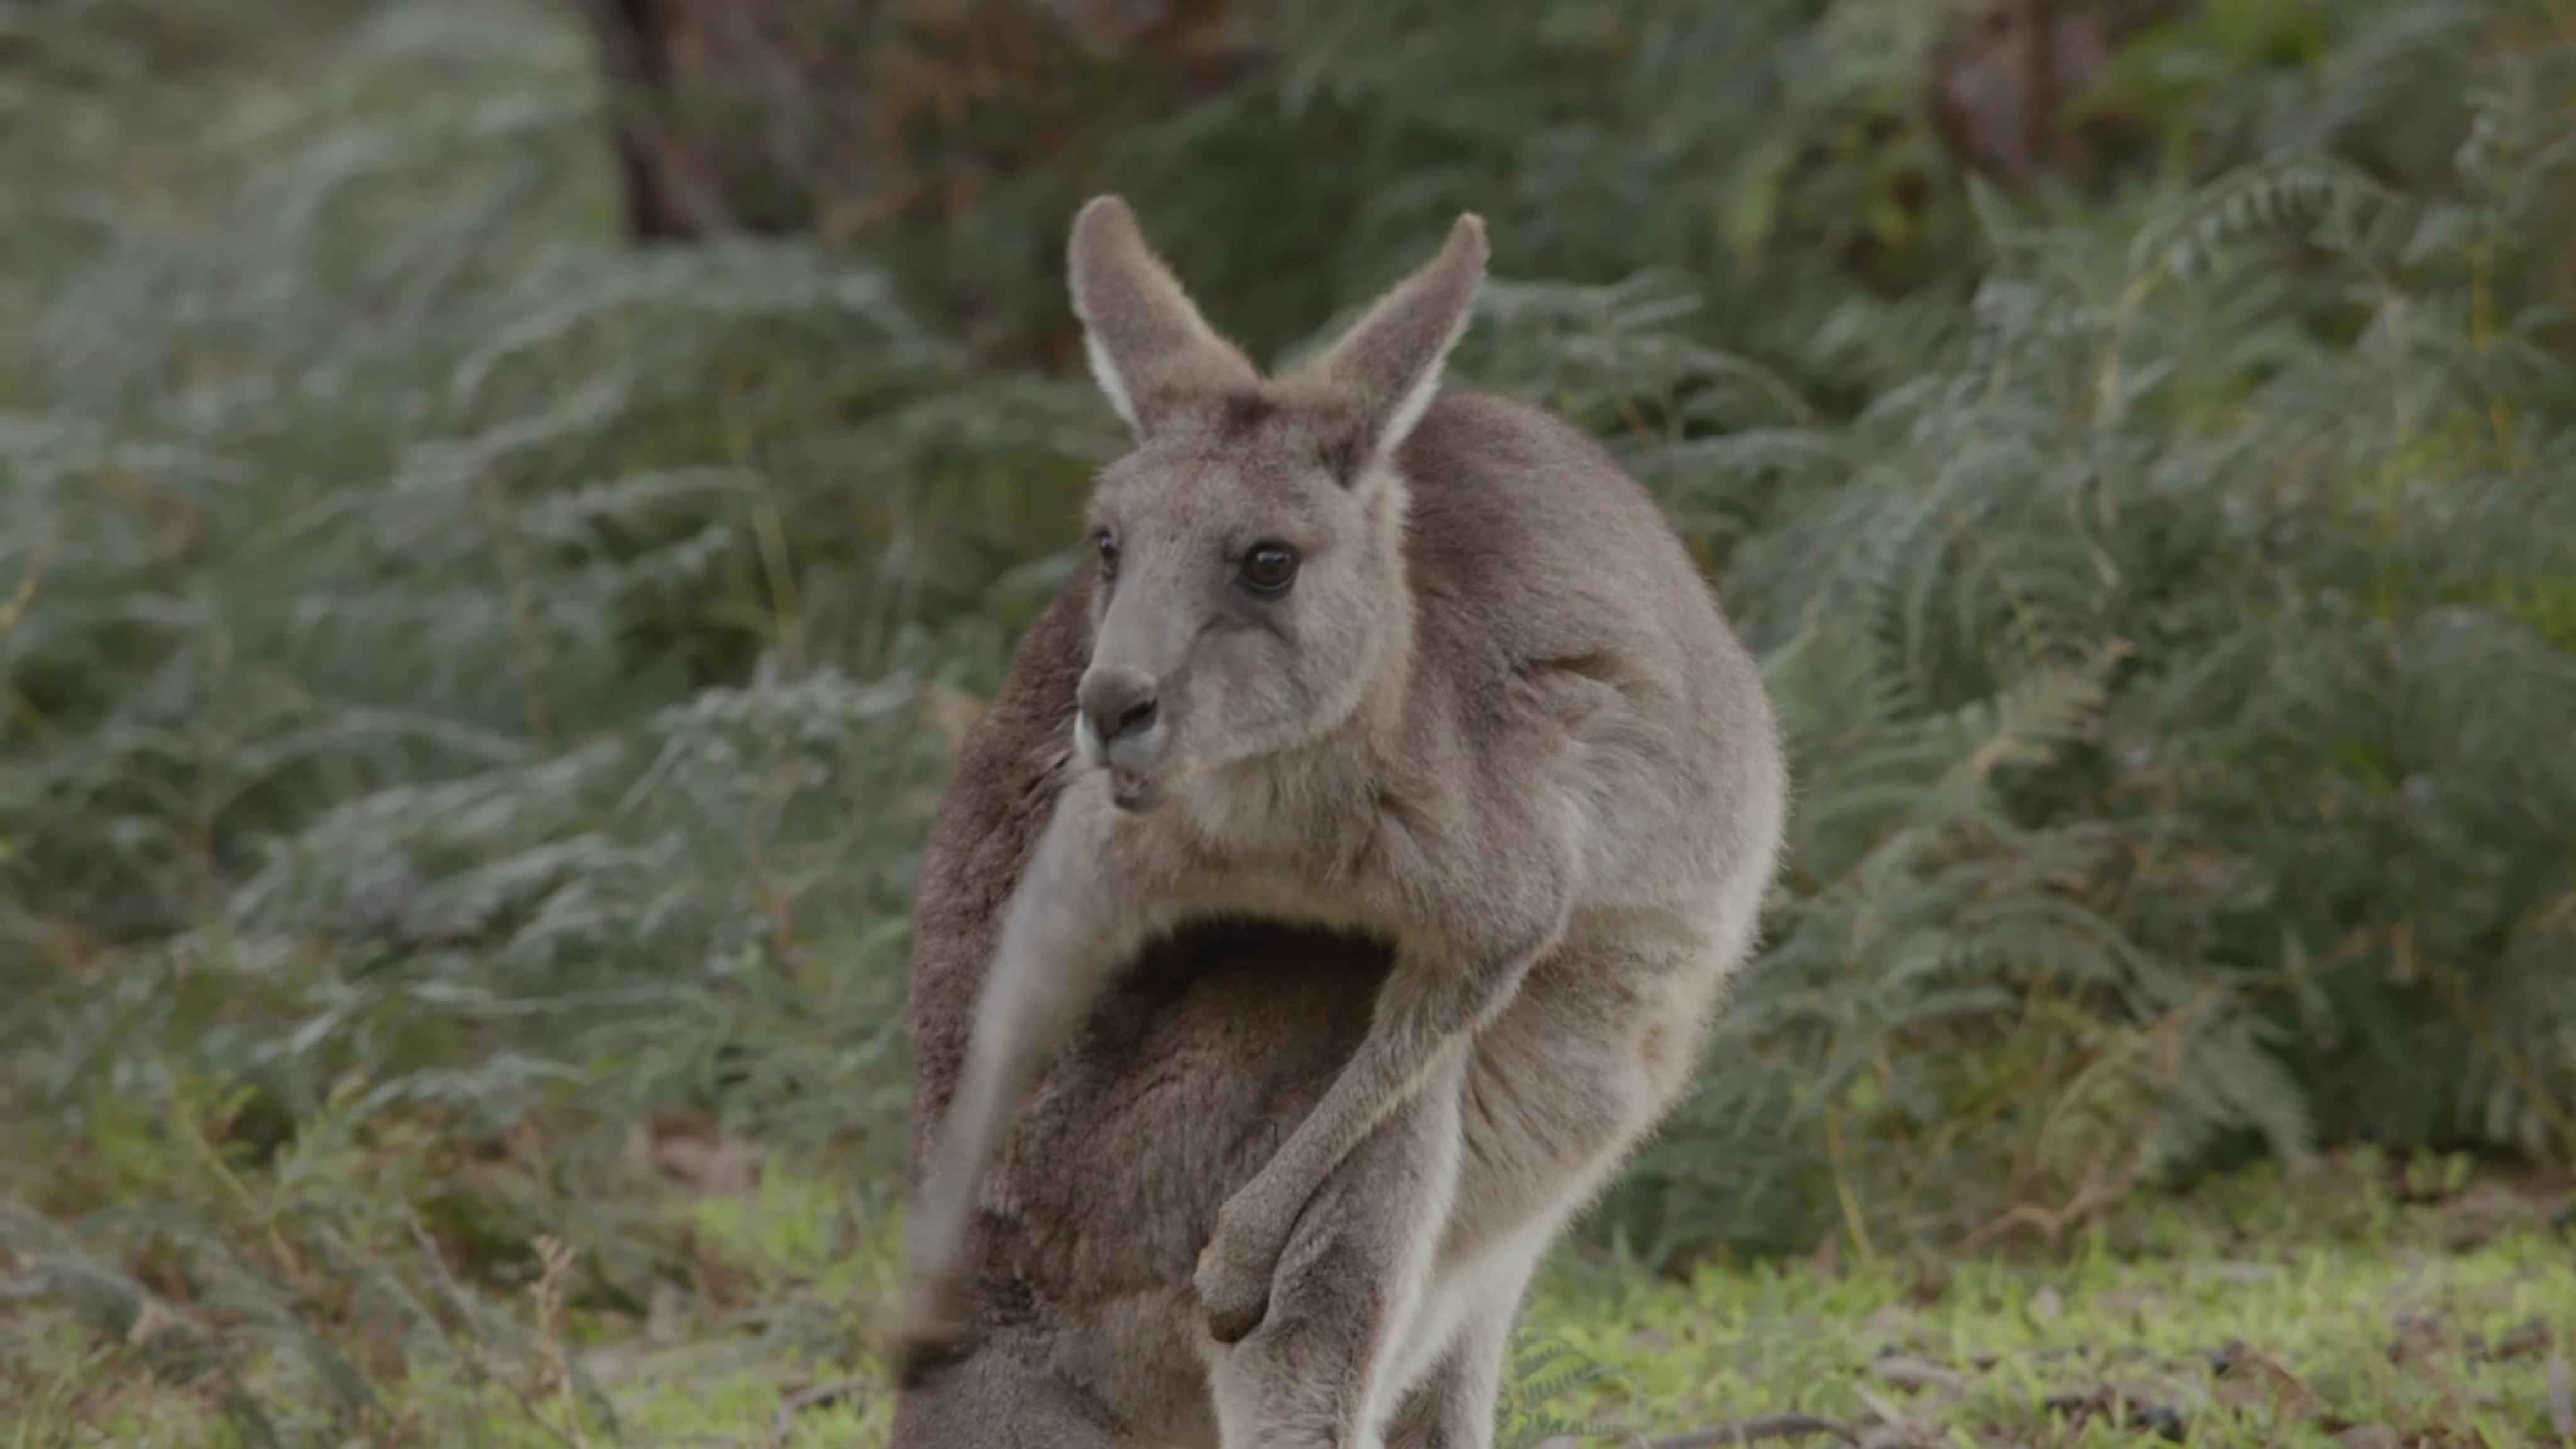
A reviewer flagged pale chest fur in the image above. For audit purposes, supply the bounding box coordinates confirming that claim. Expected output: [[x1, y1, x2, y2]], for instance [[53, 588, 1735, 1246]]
[[1138, 690, 1716, 962], [1151, 744, 1397, 933]]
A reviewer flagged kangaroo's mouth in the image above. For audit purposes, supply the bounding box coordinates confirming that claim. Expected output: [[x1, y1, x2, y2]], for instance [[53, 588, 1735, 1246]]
[[1108, 766, 1154, 812]]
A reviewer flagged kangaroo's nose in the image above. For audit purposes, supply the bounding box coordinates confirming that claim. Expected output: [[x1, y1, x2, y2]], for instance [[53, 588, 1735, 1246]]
[[1078, 669, 1160, 743]]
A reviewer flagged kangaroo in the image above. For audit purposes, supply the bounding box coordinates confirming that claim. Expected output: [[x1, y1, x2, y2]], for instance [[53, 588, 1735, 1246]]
[[889, 195, 1790, 1448]]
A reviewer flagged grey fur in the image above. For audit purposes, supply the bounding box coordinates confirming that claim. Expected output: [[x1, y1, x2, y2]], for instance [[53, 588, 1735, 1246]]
[[888, 196, 1790, 1448]]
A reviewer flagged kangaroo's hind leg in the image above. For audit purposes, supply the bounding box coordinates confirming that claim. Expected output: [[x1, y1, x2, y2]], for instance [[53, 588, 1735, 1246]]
[[1376, 1194, 1592, 1449], [1206, 1045, 1469, 1449], [1375, 1236, 1545, 1449], [1387, 933, 1741, 1447]]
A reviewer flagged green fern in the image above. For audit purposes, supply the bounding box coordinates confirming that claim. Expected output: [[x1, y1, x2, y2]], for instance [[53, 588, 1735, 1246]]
[[1496, 1329, 1631, 1448]]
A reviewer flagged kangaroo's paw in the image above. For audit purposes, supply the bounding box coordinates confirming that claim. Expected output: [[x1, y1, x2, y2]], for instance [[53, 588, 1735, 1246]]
[[879, 1267, 977, 1388], [1193, 1199, 1281, 1346]]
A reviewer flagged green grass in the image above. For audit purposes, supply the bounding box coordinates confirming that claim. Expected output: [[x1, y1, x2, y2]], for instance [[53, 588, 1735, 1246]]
[[1528, 1157, 2576, 1446], [11, 1149, 2569, 1447]]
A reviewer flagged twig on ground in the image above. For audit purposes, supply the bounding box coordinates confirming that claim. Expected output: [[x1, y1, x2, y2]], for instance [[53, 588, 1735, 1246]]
[[1649, 1414, 1858, 1447], [770, 1376, 870, 1447], [1852, 1384, 1933, 1444]]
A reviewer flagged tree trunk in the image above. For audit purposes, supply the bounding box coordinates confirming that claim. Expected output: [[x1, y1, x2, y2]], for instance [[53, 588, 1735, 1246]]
[[577, 0, 1234, 243], [570, 0, 1250, 360], [1927, 0, 2184, 192]]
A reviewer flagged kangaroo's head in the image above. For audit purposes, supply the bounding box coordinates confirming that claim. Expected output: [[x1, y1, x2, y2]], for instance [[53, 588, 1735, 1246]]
[[1062, 195, 1487, 813]]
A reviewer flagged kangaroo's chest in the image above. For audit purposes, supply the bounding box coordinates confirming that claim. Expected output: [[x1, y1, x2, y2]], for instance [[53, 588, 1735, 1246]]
[[1144, 866, 1389, 944], [1148, 767, 1416, 943]]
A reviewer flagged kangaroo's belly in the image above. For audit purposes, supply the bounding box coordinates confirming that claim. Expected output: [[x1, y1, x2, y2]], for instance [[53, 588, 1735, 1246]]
[[978, 917, 1392, 1445]]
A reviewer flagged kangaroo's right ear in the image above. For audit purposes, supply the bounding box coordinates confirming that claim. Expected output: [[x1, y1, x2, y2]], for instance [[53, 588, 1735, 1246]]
[[1067, 196, 1262, 441], [1299, 212, 1487, 474]]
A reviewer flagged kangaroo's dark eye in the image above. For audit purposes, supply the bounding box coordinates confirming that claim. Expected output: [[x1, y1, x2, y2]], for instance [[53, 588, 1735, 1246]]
[[1094, 530, 1119, 577], [1240, 543, 1299, 596]]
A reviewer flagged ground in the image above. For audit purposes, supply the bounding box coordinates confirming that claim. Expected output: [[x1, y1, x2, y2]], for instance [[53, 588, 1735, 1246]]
[[11, 1147, 2571, 1447]]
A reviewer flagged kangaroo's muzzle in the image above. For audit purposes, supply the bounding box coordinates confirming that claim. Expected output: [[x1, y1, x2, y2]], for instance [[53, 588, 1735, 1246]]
[[1075, 667, 1168, 811]]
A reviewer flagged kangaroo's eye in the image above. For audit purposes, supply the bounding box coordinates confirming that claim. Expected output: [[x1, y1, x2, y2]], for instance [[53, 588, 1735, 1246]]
[[1240, 543, 1299, 596], [1094, 530, 1118, 577]]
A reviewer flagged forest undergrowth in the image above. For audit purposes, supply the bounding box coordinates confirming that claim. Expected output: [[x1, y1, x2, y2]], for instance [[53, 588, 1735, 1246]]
[[3, 0, 2573, 1443]]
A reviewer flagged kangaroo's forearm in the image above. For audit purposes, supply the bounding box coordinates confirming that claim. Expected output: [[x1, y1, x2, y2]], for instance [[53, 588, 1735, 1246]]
[[907, 822, 1135, 1297], [1223, 924, 1553, 1242], [1257, 991, 1475, 1208]]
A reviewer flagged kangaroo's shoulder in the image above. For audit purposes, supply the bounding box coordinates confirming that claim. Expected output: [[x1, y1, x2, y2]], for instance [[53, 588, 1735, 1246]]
[[1397, 390, 1677, 558], [1394, 390, 1708, 665], [1398, 390, 1630, 488]]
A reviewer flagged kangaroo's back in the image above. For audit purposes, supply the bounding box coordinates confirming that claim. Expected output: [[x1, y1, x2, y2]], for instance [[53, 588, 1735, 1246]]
[[1394, 389, 1730, 679], [1396, 389, 1784, 906]]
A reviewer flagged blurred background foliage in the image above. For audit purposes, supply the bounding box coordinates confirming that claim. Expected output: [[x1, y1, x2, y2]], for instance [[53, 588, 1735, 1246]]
[[3, 0, 2573, 1439]]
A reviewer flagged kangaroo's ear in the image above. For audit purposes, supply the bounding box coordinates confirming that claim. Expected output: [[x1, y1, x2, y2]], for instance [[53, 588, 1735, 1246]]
[[1303, 213, 1488, 472], [1066, 195, 1262, 441]]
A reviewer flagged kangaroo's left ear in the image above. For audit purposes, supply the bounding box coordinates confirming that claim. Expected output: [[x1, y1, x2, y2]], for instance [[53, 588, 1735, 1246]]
[[1301, 213, 1488, 470]]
